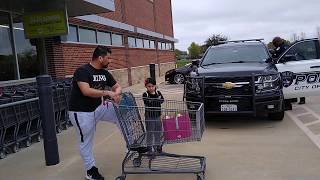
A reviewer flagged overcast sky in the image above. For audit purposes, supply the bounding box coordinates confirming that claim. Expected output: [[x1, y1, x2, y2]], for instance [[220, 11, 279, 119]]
[[172, 0, 320, 51]]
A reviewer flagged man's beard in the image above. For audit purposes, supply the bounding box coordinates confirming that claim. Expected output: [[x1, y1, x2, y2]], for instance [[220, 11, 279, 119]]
[[102, 63, 109, 69]]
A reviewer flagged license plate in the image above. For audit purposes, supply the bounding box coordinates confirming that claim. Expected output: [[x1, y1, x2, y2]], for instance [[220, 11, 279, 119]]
[[221, 104, 237, 112]]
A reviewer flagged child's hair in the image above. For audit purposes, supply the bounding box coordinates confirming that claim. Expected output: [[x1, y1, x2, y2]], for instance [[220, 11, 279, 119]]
[[144, 77, 156, 86]]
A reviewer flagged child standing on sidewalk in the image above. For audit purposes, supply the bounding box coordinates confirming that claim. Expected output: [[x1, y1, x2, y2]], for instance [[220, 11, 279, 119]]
[[142, 78, 164, 153]]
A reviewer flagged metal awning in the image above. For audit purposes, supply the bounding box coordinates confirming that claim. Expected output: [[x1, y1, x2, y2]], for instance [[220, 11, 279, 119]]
[[0, 0, 115, 17]]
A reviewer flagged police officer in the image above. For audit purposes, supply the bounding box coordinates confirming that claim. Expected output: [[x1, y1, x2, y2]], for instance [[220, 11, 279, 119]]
[[272, 36, 289, 58], [272, 37, 305, 105]]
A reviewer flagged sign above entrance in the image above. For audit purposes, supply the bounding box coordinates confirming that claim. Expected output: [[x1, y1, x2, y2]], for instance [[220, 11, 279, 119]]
[[23, 10, 68, 39]]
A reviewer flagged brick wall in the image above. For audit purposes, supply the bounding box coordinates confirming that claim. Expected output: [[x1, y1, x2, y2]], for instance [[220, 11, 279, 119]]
[[95, 0, 173, 36], [123, 0, 155, 31], [45, 37, 65, 79], [155, 0, 174, 36], [128, 48, 157, 67], [157, 50, 175, 63], [98, 0, 124, 22], [61, 43, 127, 76]]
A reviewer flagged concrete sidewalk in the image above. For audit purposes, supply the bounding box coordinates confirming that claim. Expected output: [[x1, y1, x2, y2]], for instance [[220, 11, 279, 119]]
[[0, 76, 194, 180]]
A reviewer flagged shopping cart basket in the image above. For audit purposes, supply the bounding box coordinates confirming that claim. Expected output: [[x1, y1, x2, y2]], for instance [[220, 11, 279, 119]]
[[113, 92, 206, 180]]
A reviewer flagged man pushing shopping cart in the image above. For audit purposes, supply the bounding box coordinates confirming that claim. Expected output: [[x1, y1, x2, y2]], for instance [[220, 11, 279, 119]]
[[113, 87, 206, 180], [68, 45, 206, 180]]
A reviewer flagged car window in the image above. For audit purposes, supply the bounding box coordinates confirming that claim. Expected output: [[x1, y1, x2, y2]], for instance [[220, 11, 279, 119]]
[[202, 44, 269, 65], [284, 40, 317, 61]]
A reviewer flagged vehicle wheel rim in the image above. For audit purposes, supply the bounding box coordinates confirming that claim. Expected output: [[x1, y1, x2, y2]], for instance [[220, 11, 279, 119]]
[[174, 74, 184, 84]]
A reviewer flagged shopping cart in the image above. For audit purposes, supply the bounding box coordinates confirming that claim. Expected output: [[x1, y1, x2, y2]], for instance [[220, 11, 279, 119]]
[[113, 92, 206, 180]]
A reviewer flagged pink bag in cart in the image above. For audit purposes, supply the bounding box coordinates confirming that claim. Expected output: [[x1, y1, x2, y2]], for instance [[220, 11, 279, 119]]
[[162, 114, 192, 141]]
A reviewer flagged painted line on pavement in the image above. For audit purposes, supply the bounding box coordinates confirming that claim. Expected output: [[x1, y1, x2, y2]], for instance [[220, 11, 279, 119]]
[[301, 105, 320, 121], [295, 112, 312, 116], [286, 105, 320, 150], [304, 120, 320, 127]]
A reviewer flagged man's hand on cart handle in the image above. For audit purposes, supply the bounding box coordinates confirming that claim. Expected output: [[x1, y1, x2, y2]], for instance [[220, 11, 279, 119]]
[[102, 90, 120, 104]]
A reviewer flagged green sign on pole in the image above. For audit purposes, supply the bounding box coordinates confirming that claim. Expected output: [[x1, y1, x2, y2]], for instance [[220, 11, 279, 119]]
[[23, 10, 68, 39]]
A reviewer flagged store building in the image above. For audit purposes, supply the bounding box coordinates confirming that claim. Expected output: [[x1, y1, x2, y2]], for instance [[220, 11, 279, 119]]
[[0, 0, 177, 87]]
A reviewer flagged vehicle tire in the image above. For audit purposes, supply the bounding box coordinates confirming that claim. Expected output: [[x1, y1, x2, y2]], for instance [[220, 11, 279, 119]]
[[173, 73, 185, 84], [268, 111, 284, 121], [115, 175, 126, 180], [133, 157, 141, 167]]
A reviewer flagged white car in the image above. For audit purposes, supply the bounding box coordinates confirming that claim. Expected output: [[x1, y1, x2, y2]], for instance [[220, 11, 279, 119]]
[[276, 38, 320, 99]]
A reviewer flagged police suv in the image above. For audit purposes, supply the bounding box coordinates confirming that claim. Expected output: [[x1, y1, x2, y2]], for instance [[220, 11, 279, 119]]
[[184, 38, 320, 121]]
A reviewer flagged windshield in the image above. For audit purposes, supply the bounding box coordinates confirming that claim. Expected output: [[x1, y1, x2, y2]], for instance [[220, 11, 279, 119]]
[[201, 44, 270, 66]]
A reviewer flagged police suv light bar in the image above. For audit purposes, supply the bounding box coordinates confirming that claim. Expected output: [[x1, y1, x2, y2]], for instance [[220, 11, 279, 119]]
[[220, 39, 264, 43]]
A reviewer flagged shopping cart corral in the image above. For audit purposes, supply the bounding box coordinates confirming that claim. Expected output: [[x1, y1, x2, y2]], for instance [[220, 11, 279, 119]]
[[0, 97, 40, 158], [113, 92, 206, 180], [0, 77, 72, 159]]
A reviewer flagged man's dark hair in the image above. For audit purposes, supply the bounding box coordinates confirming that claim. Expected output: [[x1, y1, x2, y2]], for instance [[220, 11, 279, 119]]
[[272, 37, 284, 47], [92, 46, 112, 60]]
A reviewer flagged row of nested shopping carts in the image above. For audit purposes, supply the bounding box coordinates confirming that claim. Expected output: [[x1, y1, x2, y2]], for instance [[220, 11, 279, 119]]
[[0, 78, 73, 159], [112, 92, 206, 180]]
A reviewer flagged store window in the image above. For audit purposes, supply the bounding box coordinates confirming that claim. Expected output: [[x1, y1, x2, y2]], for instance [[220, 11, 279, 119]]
[[97, 31, 111, 45], [167, 43, 171, 50], [112, 34, 123, 46], [162, 42, 166, 50], [79, 27, 96, 44], [66, 25, 78, 42], [0, 12, 38, 81], [0, 12, 15, 81], [13, 22, 38, 79], [144, 39, 150, 48], [128, 37, 136, 47], [136, 38, 143, 48], [158, 42, 162, 50], [150, 40, 155, 49]]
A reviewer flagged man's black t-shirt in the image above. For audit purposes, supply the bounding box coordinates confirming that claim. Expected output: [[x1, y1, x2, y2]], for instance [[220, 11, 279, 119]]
[[69, 63, 116, 112]]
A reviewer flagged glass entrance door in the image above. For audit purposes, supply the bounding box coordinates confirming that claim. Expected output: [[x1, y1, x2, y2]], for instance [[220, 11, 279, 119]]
[[0, 11, 16, 81], [0, 11, 39, 81]]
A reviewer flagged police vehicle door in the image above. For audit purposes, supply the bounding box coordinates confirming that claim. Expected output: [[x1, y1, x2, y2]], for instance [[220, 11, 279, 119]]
[[276, 39, 320, 99]]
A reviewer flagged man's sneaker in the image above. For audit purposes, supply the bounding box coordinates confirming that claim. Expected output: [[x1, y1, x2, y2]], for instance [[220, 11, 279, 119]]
[[86, 166, 104, 180]]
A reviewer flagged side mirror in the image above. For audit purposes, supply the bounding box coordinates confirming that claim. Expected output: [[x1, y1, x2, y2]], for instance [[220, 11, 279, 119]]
[[280, 54, 296, 63], [192, 59, 200, 67]]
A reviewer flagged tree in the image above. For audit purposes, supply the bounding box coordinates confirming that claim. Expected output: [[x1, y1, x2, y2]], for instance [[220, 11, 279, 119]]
[[202, 34, 228, 52], [188, 42, 201, 59], [175, 49, 182, 60]]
